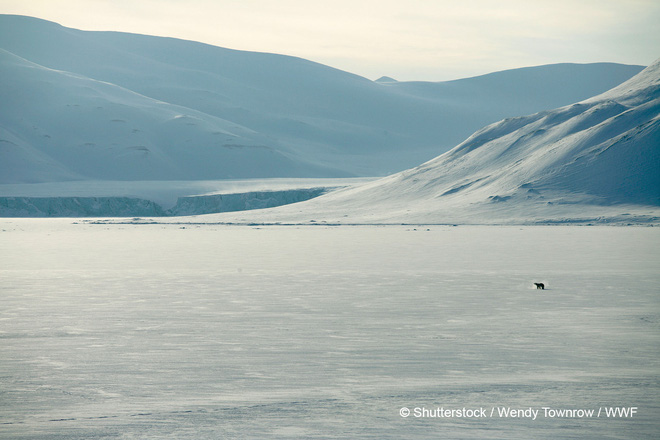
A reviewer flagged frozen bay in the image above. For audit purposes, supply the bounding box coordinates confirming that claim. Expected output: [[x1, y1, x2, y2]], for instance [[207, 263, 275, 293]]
[[1, 222, 658, 439]]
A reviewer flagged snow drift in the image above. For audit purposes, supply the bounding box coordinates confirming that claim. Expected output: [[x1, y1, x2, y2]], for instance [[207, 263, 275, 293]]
[[0, 14, 644, 182], [200, 59, 660, 225]]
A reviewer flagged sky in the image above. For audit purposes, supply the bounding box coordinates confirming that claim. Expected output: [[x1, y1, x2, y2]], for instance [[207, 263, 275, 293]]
[[1, 0, 658, 81]]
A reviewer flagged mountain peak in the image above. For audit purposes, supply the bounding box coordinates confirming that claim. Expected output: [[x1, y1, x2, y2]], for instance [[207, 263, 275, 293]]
[[375, 76, 398, 83]]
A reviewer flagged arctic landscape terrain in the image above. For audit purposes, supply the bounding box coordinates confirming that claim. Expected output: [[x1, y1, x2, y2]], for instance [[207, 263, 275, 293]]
[[1, 14, 659, 440], [0, 14, 648, 208]]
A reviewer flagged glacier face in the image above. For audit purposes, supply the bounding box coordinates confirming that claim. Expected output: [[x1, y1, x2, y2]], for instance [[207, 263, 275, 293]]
[[0, 188, 329, 217], [0, 196, 166, 217], [169, 188, 328, 216]]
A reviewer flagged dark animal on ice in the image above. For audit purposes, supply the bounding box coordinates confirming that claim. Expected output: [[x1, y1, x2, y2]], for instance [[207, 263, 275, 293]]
[[534, 283, 545, 290]]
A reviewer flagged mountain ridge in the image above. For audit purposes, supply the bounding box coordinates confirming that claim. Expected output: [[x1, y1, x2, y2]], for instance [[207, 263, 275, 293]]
[[0, 14, 645, 182], [195, 59, 660, 225]]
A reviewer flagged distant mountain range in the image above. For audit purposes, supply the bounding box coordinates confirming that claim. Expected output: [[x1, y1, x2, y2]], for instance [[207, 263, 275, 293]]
[[0, 15, 645, 183], [207, 59, 660, 225]]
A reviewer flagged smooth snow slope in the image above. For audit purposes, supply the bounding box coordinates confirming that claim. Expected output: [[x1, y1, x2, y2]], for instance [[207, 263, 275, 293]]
[[197, 59, 660, 225], [0, 49, 338, 182], [0, 15, 644, 182]]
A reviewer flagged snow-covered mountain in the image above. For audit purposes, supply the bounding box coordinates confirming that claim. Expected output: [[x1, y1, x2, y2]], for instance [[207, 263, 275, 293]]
[[205, 59, 660, 225], [0, 15, 644, 183], [0, 48, 340, 183]]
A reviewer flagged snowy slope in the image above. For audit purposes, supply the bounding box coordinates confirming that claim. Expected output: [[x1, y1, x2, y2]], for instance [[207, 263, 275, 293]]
[[0, 49, 339, 183], [0, 15, 644, 182], [199, 59, 660, 225]]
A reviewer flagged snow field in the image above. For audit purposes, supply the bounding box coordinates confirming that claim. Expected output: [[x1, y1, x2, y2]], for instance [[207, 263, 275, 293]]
[[0, 222, 658, 438]]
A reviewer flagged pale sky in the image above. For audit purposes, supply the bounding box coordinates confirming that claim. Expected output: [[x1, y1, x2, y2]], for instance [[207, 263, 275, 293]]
[[1, 0, 658, 81]]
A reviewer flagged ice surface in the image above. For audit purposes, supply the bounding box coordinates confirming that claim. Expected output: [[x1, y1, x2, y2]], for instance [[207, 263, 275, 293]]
[[1, 221, 658, 439]]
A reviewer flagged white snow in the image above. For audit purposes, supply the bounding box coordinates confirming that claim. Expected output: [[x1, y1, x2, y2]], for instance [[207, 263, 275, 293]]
[[190, 59, 660, 225], [1, 221, 658, 438], [0, 15, 645, 182], [0, 48, 340, 182]]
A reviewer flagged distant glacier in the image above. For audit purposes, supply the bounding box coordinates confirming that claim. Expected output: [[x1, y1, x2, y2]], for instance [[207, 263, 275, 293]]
[[0, 188, 329, 217]]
